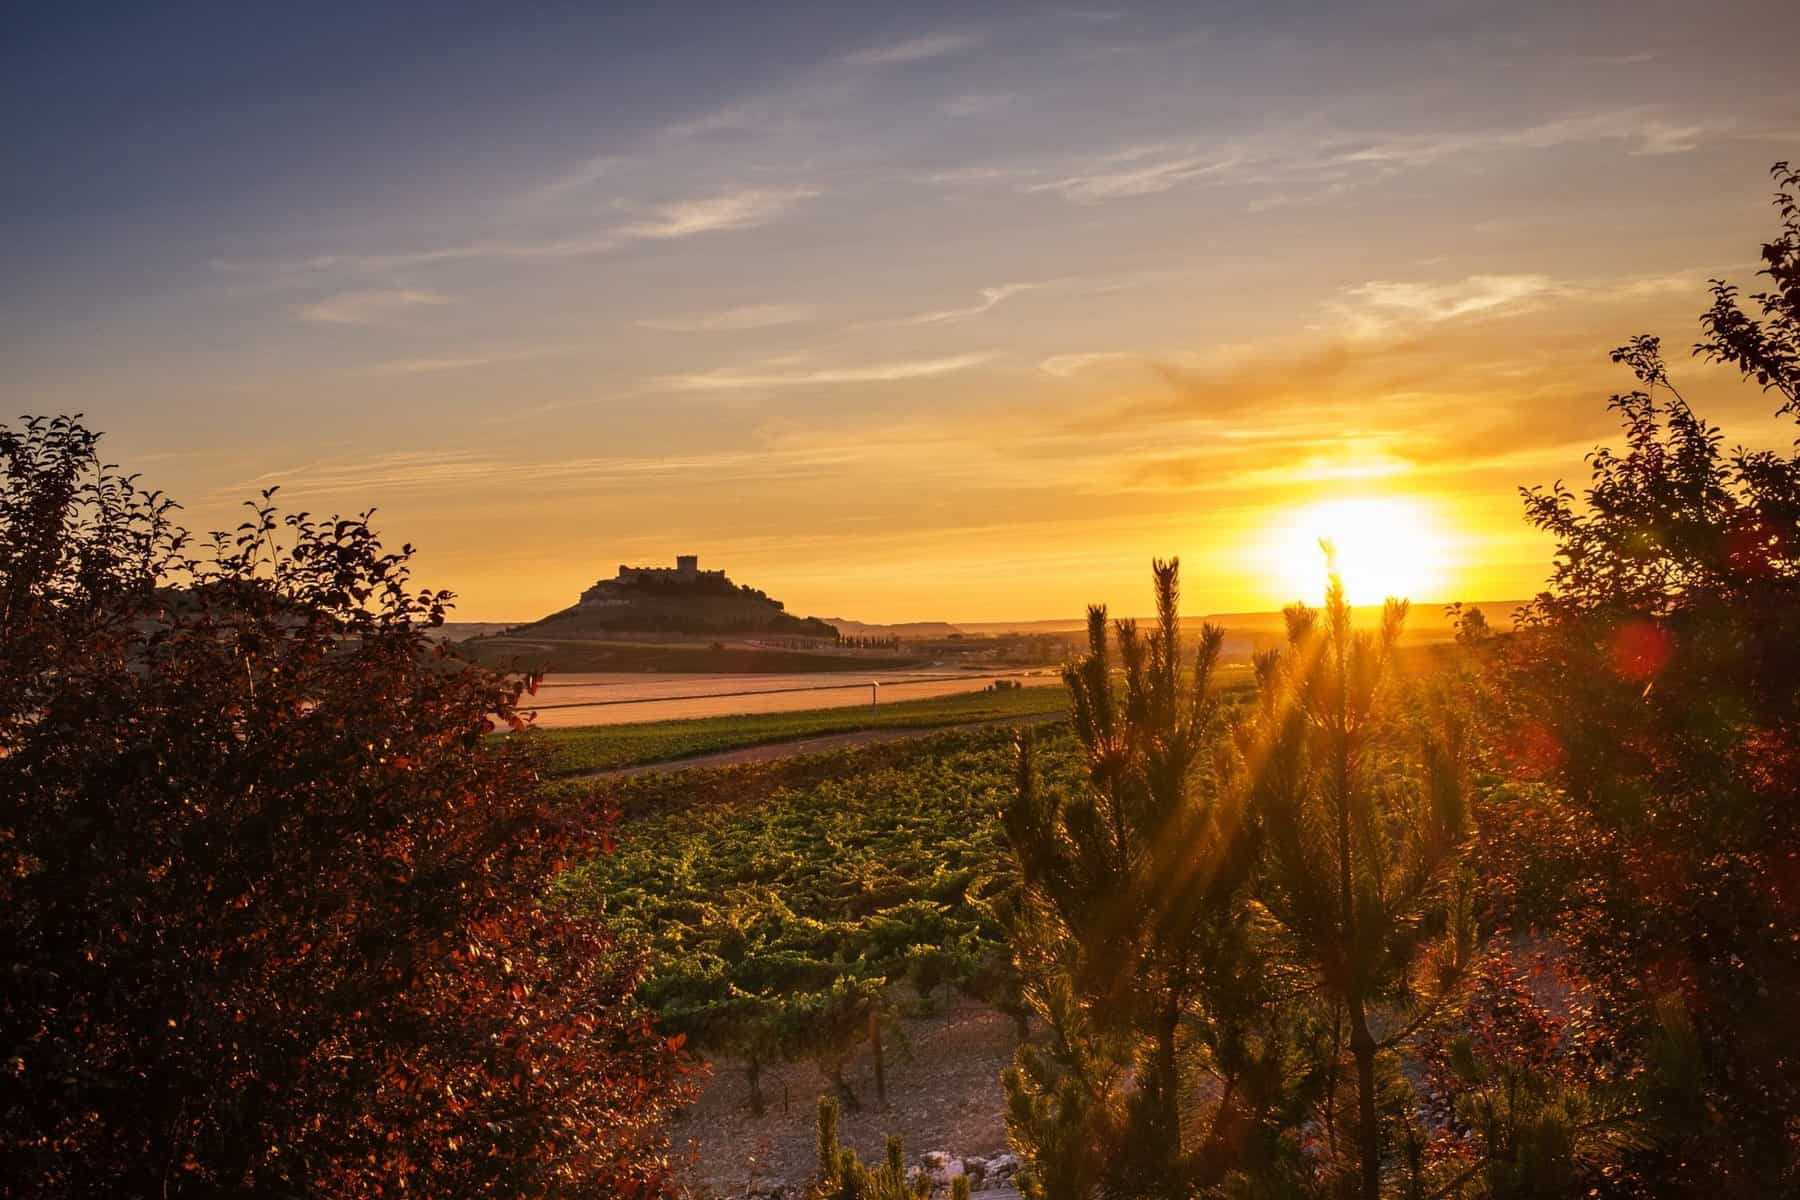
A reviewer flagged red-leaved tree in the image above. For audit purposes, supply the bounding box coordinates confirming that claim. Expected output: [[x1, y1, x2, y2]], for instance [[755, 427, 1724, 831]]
[[1493, 163, 1800, 1194], [0, 415, 692, 1198]]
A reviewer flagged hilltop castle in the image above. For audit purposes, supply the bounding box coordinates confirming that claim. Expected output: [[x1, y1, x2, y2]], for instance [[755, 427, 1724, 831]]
[[579, 555, 726, 606]]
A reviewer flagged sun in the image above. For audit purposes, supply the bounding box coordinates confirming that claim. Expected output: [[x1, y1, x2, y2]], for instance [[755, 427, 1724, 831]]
[[1264, 496, 1453, 606]]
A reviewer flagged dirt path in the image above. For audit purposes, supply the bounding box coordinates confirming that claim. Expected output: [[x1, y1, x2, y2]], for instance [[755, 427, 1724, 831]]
[[572, 711, 1066, 782], [675, 997, 1023, 1198]]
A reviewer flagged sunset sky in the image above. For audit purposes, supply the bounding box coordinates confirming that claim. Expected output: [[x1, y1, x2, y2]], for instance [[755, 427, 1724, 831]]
[[6, 1, 1799, 622]]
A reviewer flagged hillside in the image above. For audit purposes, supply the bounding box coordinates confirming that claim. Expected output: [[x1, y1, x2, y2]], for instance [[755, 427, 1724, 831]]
[[519, 593, 835, 639], [509, 560, 836, 640], [450, 557, 861, 672]]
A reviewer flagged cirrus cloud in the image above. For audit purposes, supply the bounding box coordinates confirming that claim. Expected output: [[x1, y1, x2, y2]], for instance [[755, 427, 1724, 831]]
[[843, 33, 981, 67], [295, 287, 451, 325], [636, 303, 813, 333], [658, 351, 994, 391]]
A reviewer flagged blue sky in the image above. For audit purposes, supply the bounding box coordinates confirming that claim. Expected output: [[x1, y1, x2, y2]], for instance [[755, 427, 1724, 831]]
[[5, 1, 1799, 620]]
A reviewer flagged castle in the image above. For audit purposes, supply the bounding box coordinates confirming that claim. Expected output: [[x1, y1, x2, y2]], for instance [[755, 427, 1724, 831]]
[[579, 555, 726, 605]]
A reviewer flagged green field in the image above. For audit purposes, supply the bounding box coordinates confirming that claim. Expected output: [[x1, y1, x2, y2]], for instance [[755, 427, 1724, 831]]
[[552, 726, 1083, 1093], [533, 682, 1071, 775]]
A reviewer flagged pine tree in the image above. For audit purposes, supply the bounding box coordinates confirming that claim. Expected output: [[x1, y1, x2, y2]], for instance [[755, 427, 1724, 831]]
[[810, 1103, 930, 1200], [1002, 559, 1305, 1197], [1236, 556, 1473, 1198]]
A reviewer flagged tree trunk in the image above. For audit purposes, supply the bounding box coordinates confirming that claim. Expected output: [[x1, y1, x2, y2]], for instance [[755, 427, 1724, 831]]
[[869, 1009, 887, 1109], [1153, 993, 1183, 1184], [1350, 1002, 1379, 1200], [1324, 1004, 1343, 1156], [746, 1056, 765, 1117]]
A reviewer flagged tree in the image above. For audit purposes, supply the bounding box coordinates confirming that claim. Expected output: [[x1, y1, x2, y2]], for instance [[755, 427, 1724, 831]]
[[809, 1100, 948, 1200], [0, 416, 692, 1198], [1002, 560, 1306, 1198], [1494, 161, 1800, 1193], [1235, 557, 1476, 1199]]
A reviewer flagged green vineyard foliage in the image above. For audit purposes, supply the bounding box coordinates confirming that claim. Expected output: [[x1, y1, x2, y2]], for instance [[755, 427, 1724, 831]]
[[555, 727, 1081, 1108]]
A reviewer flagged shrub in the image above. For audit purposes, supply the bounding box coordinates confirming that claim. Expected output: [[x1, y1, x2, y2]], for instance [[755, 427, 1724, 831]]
[[1494, 163, 1800, 1191], [0, 416, 692, 1198]]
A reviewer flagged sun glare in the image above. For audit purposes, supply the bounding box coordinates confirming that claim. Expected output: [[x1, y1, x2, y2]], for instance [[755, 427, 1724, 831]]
[[1266, 496, 1452, 606]]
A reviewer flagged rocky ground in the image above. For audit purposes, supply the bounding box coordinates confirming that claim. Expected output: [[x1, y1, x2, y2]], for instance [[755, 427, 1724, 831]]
[[671, 997, 1025, 1198]]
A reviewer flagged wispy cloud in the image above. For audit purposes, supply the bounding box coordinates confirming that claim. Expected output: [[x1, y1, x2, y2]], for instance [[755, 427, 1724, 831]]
[[1015, 107, 1744, 209], [1038, 351, 1138, 378], [636, 303, 813, 333], [942, 91, 1016, 118], [621, 186, 820, 239], [1325, 265, 1737, 339], [356, 346, 567, 375], [295, 288, 451, 325], [523, 153, 628, 202], [223, 442, 891, 501], [917, 164, 1046, 187], [1326, 109, 1716, 166], [1027, 145, 1245, 203], [1329, 274, 1559, 335], [843, 33, 980, 66], [873, 283, 1043, 327], [659, 352, 993, 391], [217, 185, 818, 276], [214, 237, 617, 276]]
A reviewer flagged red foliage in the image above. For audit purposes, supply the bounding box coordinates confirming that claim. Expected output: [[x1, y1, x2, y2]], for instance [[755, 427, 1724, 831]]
[[1492, 166, 1800, 1190], [1605, 620, 1672, 682], [0, 416, 693, 1197]]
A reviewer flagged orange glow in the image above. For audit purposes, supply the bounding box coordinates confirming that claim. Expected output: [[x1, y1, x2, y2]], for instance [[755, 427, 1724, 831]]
[[1262, 496, 1456, 606]]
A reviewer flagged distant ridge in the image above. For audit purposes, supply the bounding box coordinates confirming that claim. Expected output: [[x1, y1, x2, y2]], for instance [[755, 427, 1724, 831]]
[[946, 601, 1529, 637], [822, 617, 965, 639]]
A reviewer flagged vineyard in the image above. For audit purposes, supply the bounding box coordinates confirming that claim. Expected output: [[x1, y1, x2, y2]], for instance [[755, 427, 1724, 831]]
[[553, 725, 1082, 1114]]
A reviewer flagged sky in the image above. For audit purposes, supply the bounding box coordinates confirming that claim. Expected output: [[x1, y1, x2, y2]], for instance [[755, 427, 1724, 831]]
[[5, 1, 1799, 622]]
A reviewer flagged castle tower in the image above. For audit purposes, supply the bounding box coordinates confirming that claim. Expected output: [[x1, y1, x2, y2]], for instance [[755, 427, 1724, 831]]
[[676, 554, 698, 578]]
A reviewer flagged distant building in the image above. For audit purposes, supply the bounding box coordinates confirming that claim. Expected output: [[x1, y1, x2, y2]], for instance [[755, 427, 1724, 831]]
[[579, 554, 726, 605]]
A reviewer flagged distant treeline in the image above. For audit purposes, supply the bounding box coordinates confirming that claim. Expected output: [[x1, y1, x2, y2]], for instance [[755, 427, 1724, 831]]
[[834, 633, 902, 650]]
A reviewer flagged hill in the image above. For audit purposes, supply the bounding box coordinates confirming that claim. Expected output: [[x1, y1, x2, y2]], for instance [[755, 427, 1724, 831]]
[[518, 595, 834, 640], [509, 557, 837, 640], [450, 556, 866, 673]]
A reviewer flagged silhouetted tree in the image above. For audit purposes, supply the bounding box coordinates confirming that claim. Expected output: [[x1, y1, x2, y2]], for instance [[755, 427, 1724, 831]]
[[0, 416, 692, 1198], [1493, 161, 1800, 1193]]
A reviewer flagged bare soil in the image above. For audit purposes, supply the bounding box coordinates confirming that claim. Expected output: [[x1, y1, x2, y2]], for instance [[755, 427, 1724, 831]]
[[672, 998, 1022, 1198]]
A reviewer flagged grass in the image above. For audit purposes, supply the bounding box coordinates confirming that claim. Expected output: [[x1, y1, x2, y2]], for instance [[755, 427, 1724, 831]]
[[531, 683, 1071, 775]]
